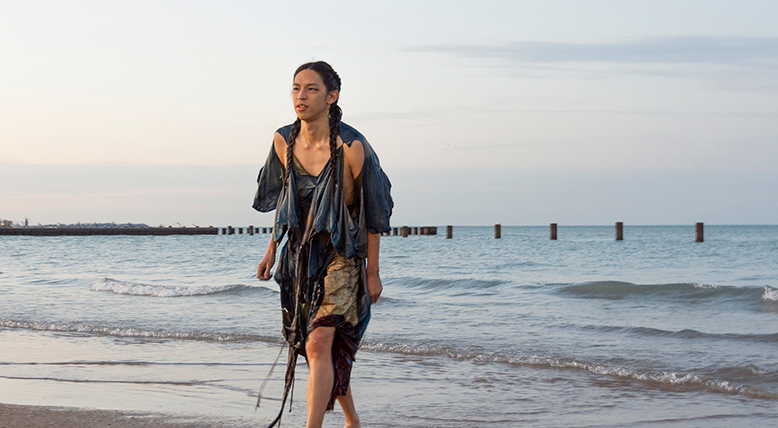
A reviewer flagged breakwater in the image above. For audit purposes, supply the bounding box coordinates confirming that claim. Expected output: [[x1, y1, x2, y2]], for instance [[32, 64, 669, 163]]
[[0, 222, 706, 241], [0, 225, 439, 237], [0, 226, 220, 236]]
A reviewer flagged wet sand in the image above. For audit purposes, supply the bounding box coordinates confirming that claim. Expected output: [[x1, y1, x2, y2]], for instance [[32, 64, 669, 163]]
[[0, 403, 257, 428]]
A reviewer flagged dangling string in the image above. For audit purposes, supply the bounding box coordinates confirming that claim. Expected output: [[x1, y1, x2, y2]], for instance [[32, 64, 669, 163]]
[[289, 372, 295, 411], [256, 341, 287, 409]]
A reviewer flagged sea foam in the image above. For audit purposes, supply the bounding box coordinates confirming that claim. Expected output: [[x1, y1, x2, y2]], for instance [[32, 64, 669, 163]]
[[91, 277, 246, 297], [763, 286, 778, 303]]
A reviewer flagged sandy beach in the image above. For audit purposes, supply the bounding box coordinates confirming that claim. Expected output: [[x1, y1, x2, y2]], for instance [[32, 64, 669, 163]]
[[0, 403, 256, 428]]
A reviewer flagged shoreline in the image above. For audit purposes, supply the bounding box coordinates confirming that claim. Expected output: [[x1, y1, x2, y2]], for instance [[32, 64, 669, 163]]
[[0, 403, 259, 428]]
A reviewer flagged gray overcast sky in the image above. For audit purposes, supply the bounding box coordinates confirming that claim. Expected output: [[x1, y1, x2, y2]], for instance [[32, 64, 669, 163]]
[[1, 1, 777, 226]]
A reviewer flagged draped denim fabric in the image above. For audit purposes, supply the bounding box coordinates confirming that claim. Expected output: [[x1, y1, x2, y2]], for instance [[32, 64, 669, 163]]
[[253, 122, 393, 256]]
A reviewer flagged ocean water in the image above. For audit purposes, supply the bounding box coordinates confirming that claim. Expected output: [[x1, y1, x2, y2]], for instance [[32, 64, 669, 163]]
[[1, 225, 777, 427]]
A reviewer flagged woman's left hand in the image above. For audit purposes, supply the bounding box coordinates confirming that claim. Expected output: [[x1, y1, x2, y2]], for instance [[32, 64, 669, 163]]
[[367, 270, 383, 304]]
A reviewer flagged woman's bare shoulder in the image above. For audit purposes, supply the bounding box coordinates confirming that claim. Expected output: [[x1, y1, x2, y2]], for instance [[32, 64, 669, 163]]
[[342, 139, 365, 177], [273, 132, 287, 166]]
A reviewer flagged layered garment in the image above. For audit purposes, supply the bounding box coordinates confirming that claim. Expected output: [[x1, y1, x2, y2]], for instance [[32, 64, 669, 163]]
[[253, 122, 392, 425]]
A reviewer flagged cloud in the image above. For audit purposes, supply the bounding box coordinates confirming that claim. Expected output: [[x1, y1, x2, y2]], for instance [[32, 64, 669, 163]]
[[409, 36, 778, 69]]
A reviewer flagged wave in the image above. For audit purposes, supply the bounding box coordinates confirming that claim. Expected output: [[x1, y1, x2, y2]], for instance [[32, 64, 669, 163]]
[[387, 276, 505, 291], [559, 281, 767, 302], [370, 295, 408, 306], [360, 340, 778, 401], [0, 318, 281, 344], [583, 325, 778, 343], [91, 277, 275, 297], [525, 359, 778, 400]]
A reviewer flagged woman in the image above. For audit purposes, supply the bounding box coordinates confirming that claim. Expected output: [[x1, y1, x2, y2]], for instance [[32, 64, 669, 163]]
[[254, 61, 393, 428]]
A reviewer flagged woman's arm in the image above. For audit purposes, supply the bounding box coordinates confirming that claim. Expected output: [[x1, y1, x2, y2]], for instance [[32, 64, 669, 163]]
[[343, 140, 382, 302], [255, 133, 287, 281], [256, 237, 278, 281], [366, 232, 382, 303]]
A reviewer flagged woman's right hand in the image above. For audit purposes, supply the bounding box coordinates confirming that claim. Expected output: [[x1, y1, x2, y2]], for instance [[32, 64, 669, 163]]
[[256, 250, 275, 281]]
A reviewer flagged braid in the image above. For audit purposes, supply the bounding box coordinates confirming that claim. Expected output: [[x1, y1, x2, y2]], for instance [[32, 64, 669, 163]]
[[285, 118, 301, 185], [328, 104, 342, 182]]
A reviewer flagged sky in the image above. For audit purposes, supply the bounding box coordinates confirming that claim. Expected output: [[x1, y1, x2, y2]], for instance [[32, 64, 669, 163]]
[[1, 0, 777, 226]]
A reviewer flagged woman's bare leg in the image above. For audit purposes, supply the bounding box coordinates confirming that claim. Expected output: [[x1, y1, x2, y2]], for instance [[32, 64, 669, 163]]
[[305, 327, 335, 428], [337, 385, 360, 428]]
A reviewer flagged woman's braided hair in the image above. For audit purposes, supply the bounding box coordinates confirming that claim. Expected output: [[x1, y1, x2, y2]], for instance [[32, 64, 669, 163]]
[[285, 61, 342, 185]]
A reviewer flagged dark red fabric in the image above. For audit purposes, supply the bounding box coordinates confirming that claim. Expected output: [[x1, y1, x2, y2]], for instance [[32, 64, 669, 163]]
[[310, 314, 360, 410]]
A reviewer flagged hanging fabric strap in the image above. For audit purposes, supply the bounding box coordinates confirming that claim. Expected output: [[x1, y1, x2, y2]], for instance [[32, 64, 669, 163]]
[[266, 347, 298, 427]]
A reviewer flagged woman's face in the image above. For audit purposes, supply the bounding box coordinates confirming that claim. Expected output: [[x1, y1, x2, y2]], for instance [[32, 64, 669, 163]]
[[292, 69, 338, 122]]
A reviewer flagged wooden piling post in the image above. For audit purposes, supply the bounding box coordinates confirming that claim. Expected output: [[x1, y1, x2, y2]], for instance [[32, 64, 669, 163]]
[[494, 223, 501, 239], [615, 222, 623, 241], [413, 227, 418, 235], [550, 223, 557, 240], [446, 225, 453, 239], [401, 226, 409, 237], [696, 222, 704, 242], [393, 227, 398, 236]]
